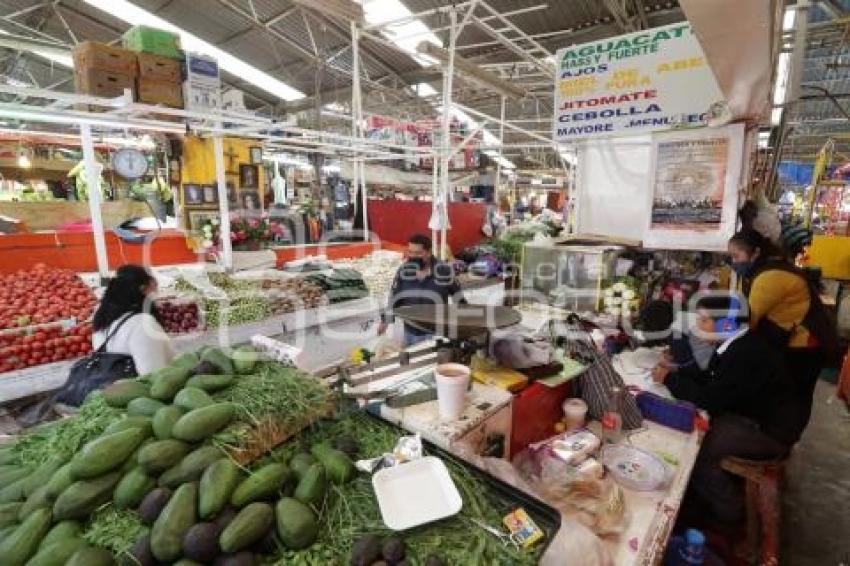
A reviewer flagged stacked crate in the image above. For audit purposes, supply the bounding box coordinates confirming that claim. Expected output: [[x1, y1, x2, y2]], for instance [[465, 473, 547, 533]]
[[72, 41, 137, 99], [136, 52, 183, 108], [123, 25, 184, 108]]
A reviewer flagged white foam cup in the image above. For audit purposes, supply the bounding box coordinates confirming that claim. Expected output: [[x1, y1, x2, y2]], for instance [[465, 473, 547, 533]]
[[434, 363, 471, 421]]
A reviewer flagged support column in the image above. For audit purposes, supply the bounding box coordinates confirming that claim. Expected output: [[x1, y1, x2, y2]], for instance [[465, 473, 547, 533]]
[[213, 135, 233, 272], [79, 124, 109, 281], [495, 95, 506, 199], [351, 21, 369, 241], [439, 8, 458, 260]]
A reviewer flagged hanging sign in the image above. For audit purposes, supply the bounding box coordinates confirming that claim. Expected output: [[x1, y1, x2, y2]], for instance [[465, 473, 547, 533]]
[[553, 23, 724, 141]]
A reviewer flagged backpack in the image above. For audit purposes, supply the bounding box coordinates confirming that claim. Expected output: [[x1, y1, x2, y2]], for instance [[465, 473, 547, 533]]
[[748, 260, 842, 366]]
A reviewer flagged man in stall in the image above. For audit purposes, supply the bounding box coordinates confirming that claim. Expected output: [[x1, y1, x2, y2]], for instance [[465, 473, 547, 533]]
[[377, 234, 465, 347], [651, 294, 802, 528]]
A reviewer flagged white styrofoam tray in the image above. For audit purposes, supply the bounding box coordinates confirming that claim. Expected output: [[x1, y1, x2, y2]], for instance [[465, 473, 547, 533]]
[[372, 456, 463, 530]]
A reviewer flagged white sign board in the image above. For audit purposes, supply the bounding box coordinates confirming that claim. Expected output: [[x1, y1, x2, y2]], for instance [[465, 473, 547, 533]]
[[553, 23, 724, 141]]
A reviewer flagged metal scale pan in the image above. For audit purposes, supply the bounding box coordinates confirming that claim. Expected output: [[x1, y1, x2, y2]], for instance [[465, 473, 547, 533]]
[[394, 304, 522, 342]]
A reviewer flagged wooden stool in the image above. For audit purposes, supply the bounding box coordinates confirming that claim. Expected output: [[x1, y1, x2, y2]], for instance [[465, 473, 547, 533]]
[[720, 456, 787, 566]]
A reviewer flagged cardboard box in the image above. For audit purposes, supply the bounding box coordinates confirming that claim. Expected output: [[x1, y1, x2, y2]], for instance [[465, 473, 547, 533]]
[[137, 52, 181, 82], [123, 25, 182, 60], [72, 41, 137, 75], [137, 78, 183, 108], [74, 68, 135, 98]]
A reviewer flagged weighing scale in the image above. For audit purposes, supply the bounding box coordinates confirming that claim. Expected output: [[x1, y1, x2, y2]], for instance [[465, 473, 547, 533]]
[[317, 304, 522, 408]]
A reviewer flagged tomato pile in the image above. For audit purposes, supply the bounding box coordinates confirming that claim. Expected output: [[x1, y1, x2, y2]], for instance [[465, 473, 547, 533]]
[[0, 265, 97, 329], [0, 323, 92, 373], [0, 265, 97, 373]]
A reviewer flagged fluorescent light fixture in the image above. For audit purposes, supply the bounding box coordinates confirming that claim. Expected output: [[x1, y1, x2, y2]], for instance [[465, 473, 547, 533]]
[[358, 0, 441, 66], [772, 8, 796, 126], [81, 0, 305, 101], [783, 8, 796, 31], [758, 131, 770, 149], [0, 30, 73, 67], [415, 82, 438, 97]]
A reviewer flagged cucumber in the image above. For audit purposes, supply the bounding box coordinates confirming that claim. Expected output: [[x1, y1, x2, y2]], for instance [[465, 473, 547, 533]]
[[0, 507, 52, 566], [114, 467, 156, 509], [185, 374, 234, 393], [17, 484, 50, 521], [219, 502, 274, 553], [230, 463, 290, 507], [289, 453, 316, 480], [22, 456, 66, 497], [150, 482, 198, 562], [151, 405, 184, 440], [70, 428, 147, 480], [230, 346, 259, 375], [200, 347, 235, 374], [0, 502, 21, 528], [44, 463, 74, 499], [171, 352, 200, 371], [149, 366, 192, 402], [199, 459, 242, 519], [53, 472, 122, 521], [24, 537, 86, 566], [174, 387, 214, 411], [171, 403, 235, 442], [275, 497, 317, 550], [137, 440, 192, 473], [310, 442, 355, 485], [293, 463, 327, 506], [126, 397, 166, 417], [65, 545, 115, 566], [102, 416, 153, 437], [40, 520, 83, 550], [103, 380, 150, 408], [0, 466, 29, 486], [158, 445, 223, 488]]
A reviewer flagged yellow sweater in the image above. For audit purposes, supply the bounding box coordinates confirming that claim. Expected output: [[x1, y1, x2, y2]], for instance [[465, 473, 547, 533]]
[[749, 269, 812, 348]]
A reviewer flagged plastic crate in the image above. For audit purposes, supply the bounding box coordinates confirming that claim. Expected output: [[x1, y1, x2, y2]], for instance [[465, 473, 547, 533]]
[[122, 25, 183, 60]]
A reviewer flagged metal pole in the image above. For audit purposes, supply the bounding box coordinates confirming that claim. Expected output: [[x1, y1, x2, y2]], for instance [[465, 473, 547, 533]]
[[213, 134, 233, 272], [440, 8, 457, 260], [431, 146, 439, 256], [352, 21, 368, 242], [79, 123, 109, 280], [495, 95, 506, 199]]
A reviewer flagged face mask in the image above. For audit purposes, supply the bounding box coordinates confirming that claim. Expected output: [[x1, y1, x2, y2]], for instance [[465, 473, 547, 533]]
[[730, 261, 753, 277], [408, 257, 426, 269]]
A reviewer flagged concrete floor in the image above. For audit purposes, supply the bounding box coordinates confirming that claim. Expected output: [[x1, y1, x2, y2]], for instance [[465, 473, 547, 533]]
[[782, 380, 850, 565]]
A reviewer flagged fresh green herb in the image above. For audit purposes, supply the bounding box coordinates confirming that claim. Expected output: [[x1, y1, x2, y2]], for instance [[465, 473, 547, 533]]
[[83, 504, 149, 557]]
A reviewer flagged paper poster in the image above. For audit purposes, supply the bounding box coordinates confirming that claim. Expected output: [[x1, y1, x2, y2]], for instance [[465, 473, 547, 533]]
[[553, 22, 724, 141], [643, 124, 745, 251], [650, 136, 729, 230]]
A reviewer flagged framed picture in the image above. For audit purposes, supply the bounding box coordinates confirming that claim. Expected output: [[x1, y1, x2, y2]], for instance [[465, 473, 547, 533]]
[[241, 191, 261, 211], [187, 210, 218, 230], [202, 184, 218, 204], [183, 183, 203, 205], [250, 146, 263, 164], [239, 164, 259, 189], [227, 182, 237, 206]]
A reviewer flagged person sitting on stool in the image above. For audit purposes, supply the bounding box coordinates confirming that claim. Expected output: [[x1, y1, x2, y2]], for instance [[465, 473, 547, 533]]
[[652, 294, 802, 527]]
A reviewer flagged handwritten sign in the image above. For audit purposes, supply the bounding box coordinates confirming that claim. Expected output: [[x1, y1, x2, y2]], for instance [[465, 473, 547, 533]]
[[553, 23, 724, 141]]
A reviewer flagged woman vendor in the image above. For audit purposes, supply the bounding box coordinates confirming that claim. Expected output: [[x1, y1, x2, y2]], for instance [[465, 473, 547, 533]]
[[727, 229, 832, 430], [652, 294, 801, 526]]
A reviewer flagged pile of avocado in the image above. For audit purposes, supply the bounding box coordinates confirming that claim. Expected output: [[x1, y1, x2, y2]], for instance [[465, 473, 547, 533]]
[[0, 345, 361, 566], [350, 534, 448, 566]]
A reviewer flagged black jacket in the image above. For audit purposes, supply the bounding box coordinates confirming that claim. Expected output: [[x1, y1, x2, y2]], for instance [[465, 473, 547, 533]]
[[383, 261, 464, 335], [666, 331, 801, 446]]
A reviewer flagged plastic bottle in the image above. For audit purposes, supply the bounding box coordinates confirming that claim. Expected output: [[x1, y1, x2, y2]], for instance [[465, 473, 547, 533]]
[[665, 528, 705, 565], [601, 385, 624, 444]]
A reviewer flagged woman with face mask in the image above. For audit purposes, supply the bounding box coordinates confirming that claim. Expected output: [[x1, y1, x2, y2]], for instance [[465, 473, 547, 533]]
[[727, 229, 825, 431]]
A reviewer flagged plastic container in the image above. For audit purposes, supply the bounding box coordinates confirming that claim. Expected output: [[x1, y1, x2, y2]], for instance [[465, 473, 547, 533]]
[[562, 398, 588, 430], [434, 363, 471, 421], [601, 444, 670, 491], [373, 456, 462, 530]]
